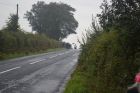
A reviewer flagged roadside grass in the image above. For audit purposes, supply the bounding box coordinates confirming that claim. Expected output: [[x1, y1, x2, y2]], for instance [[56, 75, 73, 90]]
[[0, 48, 64, 61], [64, 70, 89, 93]]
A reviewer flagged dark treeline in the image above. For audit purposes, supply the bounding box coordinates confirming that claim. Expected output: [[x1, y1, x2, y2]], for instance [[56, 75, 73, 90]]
[[65, 0, 140, 93]]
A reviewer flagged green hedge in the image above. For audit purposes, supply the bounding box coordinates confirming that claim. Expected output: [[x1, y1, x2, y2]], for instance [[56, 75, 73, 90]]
[[65, 30, 140, 93], [0, 30, 62, 60]]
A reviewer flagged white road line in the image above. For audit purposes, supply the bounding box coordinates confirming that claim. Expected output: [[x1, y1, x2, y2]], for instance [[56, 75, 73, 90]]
[[49, 55, 58, 59], [30, 59, 46, 64], [58, 53, 63, 56], [58, 53, 62, 55], [61, 53, 65, 55], [65, 51, 70, 54], [0, 66, 21, 75]]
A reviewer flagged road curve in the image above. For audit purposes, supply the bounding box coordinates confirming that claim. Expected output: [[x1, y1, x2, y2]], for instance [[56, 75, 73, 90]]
[[0, 49, 79, 93]]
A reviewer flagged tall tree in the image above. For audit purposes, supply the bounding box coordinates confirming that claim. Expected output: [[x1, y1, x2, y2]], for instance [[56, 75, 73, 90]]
[[97, 0, 114, 31], [6, 14, 19, 32], [25, 1, 78, 40]]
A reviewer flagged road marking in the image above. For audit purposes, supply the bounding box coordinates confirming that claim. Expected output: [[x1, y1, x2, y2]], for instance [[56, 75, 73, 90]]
[[30, 59, 46, 64], [58, 53, 62, 55], [58, 53, 64, 55], [0, 66, 21, 75], [49, 55, 58, 59]]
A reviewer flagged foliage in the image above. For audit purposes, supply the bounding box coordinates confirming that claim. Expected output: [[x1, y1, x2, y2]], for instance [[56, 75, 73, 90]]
[[65, 0, 140, 92], [65, 27, 140, 93], [98, 0, 140, 61], [0, 29, 62, 60], [5, 14, 20, 32], [25, 1, 78, 40], [98, 0, 140, 86]]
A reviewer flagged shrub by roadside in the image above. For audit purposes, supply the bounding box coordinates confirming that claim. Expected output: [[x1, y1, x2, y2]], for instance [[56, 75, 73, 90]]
[[0, 30, 63, 60], [64, 30, 140, 93]]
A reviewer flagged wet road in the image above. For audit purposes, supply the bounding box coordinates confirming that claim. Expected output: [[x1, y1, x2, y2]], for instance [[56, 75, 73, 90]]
[[0, 49, 79, 93]]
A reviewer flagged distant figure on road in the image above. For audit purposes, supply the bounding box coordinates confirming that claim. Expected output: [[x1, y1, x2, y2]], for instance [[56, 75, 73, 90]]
[[74, 45, 77, 49], [127, 72, 140, 93]]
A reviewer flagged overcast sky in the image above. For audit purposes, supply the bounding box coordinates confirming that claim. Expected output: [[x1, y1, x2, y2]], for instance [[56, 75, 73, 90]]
[[0, 0, 103, 47]]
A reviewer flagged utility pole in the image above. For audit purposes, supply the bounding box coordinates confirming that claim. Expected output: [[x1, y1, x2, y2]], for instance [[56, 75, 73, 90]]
[[17, 4, 19, 18]]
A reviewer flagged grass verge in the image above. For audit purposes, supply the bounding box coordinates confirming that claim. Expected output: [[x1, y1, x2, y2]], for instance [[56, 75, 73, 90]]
[[64, 70, 89, 93], [0, 48, 65, 61]]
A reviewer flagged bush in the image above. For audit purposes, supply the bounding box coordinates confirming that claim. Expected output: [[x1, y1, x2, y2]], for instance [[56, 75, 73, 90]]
[[0, 30, 62, 60], [65, 29, 140, 93]]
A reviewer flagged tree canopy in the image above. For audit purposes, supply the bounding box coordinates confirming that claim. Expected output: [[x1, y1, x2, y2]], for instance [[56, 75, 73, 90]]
[[98, 0, 140, 61], [25, 1, 78, 40], [5, 14, 19, 32]]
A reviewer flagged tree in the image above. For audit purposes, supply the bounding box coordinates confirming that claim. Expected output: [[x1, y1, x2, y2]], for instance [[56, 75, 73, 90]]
[[25, 1, 78, 40], [6, 14, 19, 32], [97, 0, 114, 31], [99, 0, 140, 55]]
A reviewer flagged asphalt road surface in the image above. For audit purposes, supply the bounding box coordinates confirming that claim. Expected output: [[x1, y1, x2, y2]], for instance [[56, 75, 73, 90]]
[[0, 49, 79, 93]]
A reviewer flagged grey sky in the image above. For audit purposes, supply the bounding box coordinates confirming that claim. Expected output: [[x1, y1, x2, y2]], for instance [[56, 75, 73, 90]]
[[0, 0, 103, 46]]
